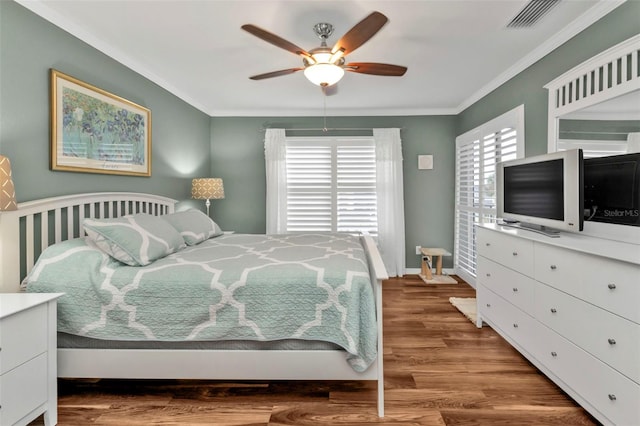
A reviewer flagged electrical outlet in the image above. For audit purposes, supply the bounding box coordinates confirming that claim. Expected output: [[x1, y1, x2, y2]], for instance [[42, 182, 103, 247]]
[[415, 245, 421, 255]]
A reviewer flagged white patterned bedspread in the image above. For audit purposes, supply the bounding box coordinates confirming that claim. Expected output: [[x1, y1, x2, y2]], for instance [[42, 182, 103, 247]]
[[25, 233, 377, 372]]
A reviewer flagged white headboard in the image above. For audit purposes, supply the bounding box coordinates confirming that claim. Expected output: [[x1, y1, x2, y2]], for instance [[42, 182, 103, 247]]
[[0, 192, 177, 293]]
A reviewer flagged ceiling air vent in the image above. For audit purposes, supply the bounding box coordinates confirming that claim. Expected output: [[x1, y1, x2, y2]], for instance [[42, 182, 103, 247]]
[[507, 0, 561, 28]]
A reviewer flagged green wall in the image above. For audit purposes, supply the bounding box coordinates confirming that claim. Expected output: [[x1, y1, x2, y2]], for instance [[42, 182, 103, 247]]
[[0, 1, 211, 205], [210, 115, 457, 269], [457, 0, 640, 157]]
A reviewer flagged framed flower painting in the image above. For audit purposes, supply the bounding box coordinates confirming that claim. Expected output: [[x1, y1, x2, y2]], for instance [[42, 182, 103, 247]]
[[50, 69, 151, 176]]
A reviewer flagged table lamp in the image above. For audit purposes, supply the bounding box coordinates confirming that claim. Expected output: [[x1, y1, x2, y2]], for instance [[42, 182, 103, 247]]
[[191, 178, 224, 216], [0, 155, 17, 211]]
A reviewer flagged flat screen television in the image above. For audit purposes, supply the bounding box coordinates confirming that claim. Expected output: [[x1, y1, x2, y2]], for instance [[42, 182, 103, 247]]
[[584, 153, 640, 227], [496, 149, 584, 237]]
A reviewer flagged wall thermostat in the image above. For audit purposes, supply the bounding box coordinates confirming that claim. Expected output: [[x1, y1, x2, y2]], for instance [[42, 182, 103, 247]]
[[418, 155, 433, 170]]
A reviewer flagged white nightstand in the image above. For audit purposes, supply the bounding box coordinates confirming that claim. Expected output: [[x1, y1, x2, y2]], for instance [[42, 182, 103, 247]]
[[0, 293, 62, 426]]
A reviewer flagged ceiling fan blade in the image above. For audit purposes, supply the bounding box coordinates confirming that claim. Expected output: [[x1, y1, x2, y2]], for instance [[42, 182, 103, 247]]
[[242, 24, 312, 59], [249, 68, 304, 80], [331, 11, 388, 56], [345, 62, 407, 76]]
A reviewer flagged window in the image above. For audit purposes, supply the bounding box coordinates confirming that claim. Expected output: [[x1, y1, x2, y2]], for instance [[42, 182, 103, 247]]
[[265, 128, 405, 276], [285, 137, 377, 235], [454, 106, 524, 286]]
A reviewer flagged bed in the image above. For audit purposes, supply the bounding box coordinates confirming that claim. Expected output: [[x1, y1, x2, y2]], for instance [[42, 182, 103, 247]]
[[0, 192, 388, 417]]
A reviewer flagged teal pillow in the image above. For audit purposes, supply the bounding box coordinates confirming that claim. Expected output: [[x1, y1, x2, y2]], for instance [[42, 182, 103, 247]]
[[83, 214, 185, 266], [162, 209, 223, 245]]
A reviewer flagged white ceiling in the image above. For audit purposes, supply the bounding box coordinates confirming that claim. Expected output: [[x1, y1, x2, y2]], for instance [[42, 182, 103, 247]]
[[16, 0, 623, 117]]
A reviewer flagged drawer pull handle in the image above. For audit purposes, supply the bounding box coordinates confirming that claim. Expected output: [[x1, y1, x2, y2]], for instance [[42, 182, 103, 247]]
[[608, 283, 616, 290], [486, 273, 491, 277], [486, 243, 491, 246], [512, 252, 518, 256], [550, 265, 557, 270], [551, 351, 557, 357], [486, 303, 491, 308], [513, 323, 518, 328], [608, 394, 617, 401], [512, 287, 518, 292], [608, 338, 616, 345], [550, 308, 557, 313]]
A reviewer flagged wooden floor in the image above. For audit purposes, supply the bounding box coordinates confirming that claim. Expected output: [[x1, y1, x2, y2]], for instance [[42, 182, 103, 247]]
[[31, 276, 599, 425]]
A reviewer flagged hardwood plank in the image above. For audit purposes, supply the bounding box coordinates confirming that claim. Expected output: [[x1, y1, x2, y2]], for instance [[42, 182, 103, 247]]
[[440, 407, 597, 426], [28, 276, 599, 425]]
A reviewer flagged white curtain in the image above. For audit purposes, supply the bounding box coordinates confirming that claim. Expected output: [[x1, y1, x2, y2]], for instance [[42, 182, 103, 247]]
[[373, 128, 406, 277], [264, 129, 287, 234]]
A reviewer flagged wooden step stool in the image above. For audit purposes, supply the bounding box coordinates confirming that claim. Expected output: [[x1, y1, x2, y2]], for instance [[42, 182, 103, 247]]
[[419, 247, 457, 284]]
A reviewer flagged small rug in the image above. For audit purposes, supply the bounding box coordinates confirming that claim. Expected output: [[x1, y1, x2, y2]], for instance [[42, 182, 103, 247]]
[[449, 297, 478, 325]]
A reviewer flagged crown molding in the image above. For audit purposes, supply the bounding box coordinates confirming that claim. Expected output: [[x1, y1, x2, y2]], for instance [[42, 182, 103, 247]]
[[208, 107, 459, 117], [14, 0, 211, 115], [455, 0, 627, 114]]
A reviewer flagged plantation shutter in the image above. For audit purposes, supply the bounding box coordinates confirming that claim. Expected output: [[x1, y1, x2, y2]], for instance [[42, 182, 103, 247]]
[[285, 137, 377, 235], [337, 144, 378, 234], [286, 143, 333, 232], [455, 135, 481, 282], [454, 106, 524, 286]]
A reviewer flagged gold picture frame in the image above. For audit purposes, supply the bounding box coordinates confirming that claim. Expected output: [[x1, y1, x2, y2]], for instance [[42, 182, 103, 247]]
[[50, 69, 151, 176]]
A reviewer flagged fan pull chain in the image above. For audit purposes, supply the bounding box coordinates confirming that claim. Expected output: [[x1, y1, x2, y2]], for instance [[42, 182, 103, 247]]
[[322, 88, 328, 132]]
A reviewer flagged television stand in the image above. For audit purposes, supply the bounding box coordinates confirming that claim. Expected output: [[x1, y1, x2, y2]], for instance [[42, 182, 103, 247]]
[[499, 221, 561, 238]]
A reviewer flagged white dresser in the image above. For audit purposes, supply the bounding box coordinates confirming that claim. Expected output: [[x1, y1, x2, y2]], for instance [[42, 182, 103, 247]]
[[476, 224, 640, 426], [0, 293, 62, 426]]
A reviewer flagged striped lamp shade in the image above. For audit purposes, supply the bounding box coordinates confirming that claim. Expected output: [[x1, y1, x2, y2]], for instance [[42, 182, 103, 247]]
[[191, 178, 225, 200], [0, 155, 17, 211]]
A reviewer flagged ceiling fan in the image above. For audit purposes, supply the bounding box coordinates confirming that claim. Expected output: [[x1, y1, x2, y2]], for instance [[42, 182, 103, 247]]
[[241, 11, 407, 88]]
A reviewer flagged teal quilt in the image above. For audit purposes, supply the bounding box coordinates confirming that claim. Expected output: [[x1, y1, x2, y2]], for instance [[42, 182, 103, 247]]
[[25, 233, 377, 372]]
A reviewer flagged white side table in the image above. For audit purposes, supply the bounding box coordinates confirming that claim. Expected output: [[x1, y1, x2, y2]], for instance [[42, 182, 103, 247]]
[[0, 293, 63, 426]]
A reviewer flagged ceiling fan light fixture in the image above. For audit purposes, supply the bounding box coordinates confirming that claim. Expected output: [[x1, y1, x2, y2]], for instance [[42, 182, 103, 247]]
[[243, 12, 406, 85], [304, 63, 344, 86]]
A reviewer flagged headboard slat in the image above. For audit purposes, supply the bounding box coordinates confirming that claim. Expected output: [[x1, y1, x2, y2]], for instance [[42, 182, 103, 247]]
[[41, 212, 49, 253], [54, 208, 62, 244], [26, 214, 35, 273], [67, 207, 74, 240]]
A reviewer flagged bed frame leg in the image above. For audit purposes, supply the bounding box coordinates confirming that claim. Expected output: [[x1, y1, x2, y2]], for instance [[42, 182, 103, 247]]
[[377, 380, 385, 417]]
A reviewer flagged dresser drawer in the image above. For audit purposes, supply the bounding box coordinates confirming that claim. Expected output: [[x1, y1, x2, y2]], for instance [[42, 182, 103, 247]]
[[478, 285, 537, 354], [0, 352, 48, 426], [536, 282, 640, 385], [0, 303, 47, 375], [535, 282, 586, 346], [583, 262, 640, 325], [478, 256, 535, 314], [534, 325, 640, 426], [477, 227, 534, 277], [534, 243, 640, 323], [586, 304, 640, 385]]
